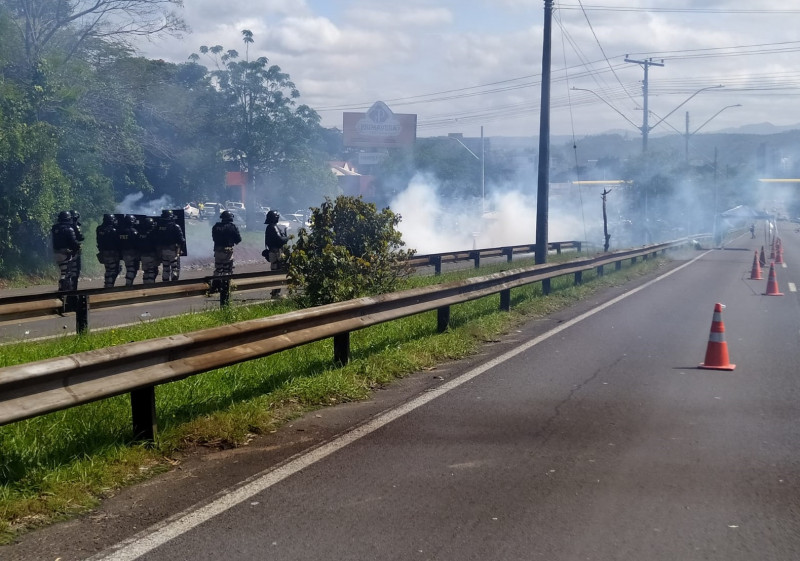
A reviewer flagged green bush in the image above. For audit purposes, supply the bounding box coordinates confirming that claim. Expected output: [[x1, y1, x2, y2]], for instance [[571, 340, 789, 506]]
[[287, 196, 415, 306]]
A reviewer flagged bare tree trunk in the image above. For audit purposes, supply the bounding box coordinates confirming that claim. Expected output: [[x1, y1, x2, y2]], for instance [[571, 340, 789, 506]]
[[602, 188, 612, 252]]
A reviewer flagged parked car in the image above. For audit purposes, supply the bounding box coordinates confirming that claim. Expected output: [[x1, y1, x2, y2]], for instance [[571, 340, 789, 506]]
[[225, 201, 245, 213], [199, 202, 223, 220], [183, 203, 200, 219]]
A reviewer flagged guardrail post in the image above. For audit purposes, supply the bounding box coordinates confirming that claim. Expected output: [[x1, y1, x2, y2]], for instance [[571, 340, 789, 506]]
[[576, 241, 582, 252], [432, 255, 442, 276], [615, 261, 622, 271], [437, 306, 450, 332], [597, 265, 604, 276], [554, 243, 562, 255], [470, 251, 480, 269], [500, 289, 511, 311], [574, 271, 582, 285], [219, 278, 231, 308], [542, 278, 551, 295], [631, 256, 638, 264], [502, 248, 513, 263], [130, 387, 157, 442], [333, 332, 350, 366], [75, 294, 90, 334]]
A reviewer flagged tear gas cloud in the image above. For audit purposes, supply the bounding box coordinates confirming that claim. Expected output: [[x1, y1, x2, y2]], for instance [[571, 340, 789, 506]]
[[116, 193, 213, 265], [390, 173, 610, 254]]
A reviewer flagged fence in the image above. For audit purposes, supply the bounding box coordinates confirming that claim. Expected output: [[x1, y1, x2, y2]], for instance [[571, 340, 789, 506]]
[[0, 241, 583, 334], [0, 240, 686, 441]]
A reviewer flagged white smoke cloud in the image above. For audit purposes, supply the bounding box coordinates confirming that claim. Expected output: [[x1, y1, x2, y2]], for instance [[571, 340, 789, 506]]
[[391, 173, 615, 255]]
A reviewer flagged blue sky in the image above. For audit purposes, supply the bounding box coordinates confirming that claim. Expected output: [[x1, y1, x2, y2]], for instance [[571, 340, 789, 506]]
[[136, 1, 800, 139]]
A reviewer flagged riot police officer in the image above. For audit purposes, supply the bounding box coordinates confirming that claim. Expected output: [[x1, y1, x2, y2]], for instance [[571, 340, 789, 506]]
[[264, 210, 289, 298], [52, 211, 81, 291], [137, 216, 160, 284], [118, 214, 140, 286], [156, 210, 185, 282], [95, 214, 121, 288], [70, 210, 85, 282], [210, 211, 242, 292]]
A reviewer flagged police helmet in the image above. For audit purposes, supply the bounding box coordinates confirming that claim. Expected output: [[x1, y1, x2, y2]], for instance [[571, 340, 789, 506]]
[[140, 216, 154, 230], [102, 213, 116, 225], [70, 210, 80, 222], [124, 214, 138, 225], [265, 210, 280, 224], [220, 210, 234, 223], [58, 210, 72, 223], [161, 209, 174, 221]]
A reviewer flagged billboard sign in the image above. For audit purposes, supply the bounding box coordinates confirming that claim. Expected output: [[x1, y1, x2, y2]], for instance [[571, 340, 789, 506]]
[[343, 101, 417, 148]]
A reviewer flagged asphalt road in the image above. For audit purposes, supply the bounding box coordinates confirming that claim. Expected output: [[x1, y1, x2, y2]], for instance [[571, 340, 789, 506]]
[[3, 227, 799, 560]]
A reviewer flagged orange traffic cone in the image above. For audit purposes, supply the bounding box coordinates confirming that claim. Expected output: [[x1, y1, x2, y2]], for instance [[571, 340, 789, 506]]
[[699, 303, 735, 371], [749, 251, 762, 280], [775, 238, 785, 265], [759, 246, 766, 267], [764, 261, 784, 296]]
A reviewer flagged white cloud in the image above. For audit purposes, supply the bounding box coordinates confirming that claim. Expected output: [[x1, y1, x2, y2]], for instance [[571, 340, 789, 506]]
[[133, 1, 800, 137]]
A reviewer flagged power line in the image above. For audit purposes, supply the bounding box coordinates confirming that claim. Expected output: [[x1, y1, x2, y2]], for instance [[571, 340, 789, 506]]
[[557, 4, 800, 15]]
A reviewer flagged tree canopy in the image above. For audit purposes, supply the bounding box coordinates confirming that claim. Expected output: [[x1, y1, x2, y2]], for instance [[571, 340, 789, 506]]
[[0, 14, 338, 277]]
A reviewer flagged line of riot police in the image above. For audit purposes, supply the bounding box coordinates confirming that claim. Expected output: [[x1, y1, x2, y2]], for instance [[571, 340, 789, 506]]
[[52, 209, 186, 291], [52, 207, 290, 294]]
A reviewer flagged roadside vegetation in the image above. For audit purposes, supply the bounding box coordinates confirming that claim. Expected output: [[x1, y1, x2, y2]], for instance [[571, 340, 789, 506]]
[[0, 252, 672, 544]]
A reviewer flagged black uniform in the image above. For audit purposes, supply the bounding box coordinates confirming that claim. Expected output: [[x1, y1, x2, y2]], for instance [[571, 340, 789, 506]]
[[52, 215, 80, 291], [96, 216, 121, 288], [264, 211, 289, 298], [137, 218, 160, 284], [118, 217, 140, 286], [71, 211, 84, 281], [212, 219, 242, 277], [156, 213, 186, 281]]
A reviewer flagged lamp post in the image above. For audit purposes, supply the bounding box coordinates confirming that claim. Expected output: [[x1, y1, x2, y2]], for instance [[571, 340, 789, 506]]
[[571, 87, 641, 131], [684, 104, 741, 162], [572, 85, 724, 153], [450, 126, 485, 214]]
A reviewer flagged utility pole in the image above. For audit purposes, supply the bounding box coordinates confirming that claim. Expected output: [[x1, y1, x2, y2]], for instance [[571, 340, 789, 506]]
[[624, 56, 664, 153], [535, 0, 553, 267]]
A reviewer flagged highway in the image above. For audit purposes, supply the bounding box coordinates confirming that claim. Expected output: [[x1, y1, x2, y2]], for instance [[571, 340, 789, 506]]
[[3, 228, 799, 560]]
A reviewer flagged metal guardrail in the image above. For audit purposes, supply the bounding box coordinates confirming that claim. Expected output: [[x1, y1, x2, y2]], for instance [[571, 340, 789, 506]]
[[0, 241, 583, 334], [0, 239, 688, 440]]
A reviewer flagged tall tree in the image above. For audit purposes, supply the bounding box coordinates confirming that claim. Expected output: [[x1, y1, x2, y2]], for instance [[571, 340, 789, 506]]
[[4, 0, 186, 70], [191, 30, 328, 209]]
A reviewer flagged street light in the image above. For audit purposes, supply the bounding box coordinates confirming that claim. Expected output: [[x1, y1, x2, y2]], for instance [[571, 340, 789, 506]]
[[450, 126, 485, 214], [571, 87, 641, 131], [572, 85, 724, 152], [649, 103, 741, 162], [684, 104, 741, 162]]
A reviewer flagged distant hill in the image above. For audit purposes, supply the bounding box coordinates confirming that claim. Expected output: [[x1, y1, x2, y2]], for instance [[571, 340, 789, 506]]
[[714, 122, 800, 135]]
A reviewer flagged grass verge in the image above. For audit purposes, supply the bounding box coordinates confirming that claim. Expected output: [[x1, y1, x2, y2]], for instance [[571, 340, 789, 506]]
[[0, 253, 672, 543]]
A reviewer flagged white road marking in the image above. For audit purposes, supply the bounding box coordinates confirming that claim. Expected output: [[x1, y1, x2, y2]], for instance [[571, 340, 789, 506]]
[[90, 251, 711, 561], [788, 282, 797, 292]]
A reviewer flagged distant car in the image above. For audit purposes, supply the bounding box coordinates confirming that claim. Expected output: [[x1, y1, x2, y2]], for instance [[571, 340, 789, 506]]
[[199, 202, 223, 220], [284, 211, 310, 229], [183, 203, 200, 219], [225, 201, 245, 213]]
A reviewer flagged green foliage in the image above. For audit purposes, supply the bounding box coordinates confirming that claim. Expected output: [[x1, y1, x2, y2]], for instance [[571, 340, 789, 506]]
[[287, 195, 416, 306], [0, 100, 72, 272], [191, 30, 328, 206]]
